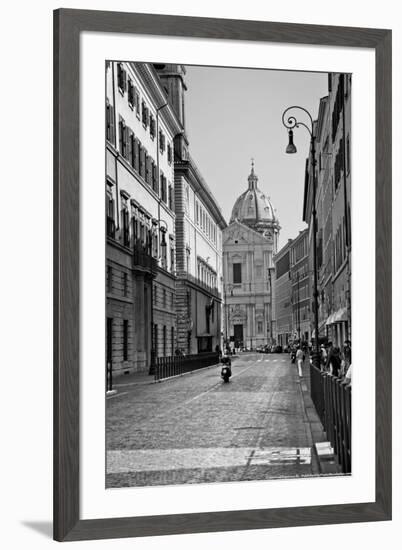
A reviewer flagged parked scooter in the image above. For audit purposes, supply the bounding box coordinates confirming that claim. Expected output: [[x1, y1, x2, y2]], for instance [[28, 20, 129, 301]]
[[220, 354, 232, 383], [290, 349, 296, 364]]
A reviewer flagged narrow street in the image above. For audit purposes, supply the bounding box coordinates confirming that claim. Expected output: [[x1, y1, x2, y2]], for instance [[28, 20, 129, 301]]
[[106, 353, 319, 488]]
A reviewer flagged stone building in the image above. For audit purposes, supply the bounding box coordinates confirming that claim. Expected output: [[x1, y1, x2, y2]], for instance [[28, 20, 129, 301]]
[[289, 229, 311, 343], [303, 73, 351, 346], [223, 163, 280, 350], [155, 64, 227, 354], [274, 229, 311, 347], [105, 61, 182, 375], [274, 240, 293, 348]]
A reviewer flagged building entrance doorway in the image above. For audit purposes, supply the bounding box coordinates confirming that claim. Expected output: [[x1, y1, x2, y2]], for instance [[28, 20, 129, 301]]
[[233, 324, 243, 349]]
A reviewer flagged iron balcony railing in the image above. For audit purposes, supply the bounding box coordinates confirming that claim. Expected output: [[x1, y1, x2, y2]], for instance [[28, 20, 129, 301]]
[[310, 364, 351, 473], [133, 242, 158, 274], [154, 352, 220, 382], [178, 272, 222, 300]]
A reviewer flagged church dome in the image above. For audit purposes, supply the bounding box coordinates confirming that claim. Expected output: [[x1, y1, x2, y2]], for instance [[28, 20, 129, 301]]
[[230, 161, 278, 228]]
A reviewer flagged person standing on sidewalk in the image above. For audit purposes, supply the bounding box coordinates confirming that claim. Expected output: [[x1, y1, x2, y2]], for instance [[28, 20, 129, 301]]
[[296, 346, 304, 377]]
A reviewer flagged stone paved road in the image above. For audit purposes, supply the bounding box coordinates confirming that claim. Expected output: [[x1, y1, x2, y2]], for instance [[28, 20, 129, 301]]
[[106, 353, 319, 487]]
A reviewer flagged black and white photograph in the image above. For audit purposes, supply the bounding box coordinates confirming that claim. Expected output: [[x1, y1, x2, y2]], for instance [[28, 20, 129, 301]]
[[105, 61, 351, 489]]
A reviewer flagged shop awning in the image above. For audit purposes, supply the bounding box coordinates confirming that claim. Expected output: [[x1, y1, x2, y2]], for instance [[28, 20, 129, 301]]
[[326, 307, 348, 325]]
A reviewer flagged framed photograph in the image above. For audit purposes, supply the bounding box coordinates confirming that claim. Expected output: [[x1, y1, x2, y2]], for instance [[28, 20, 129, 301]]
[[54, 9, 392, 542]]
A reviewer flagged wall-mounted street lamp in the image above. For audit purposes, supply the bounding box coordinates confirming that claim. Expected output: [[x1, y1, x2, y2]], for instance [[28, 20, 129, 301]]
[[282, 105, 320, 369]]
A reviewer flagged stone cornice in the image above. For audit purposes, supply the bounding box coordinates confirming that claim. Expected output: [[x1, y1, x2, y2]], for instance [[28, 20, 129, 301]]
[[175, 156, 227, 230], [130, 62, 184, 138]]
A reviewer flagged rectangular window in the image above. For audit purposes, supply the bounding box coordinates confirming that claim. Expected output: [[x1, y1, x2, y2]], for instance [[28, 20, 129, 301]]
[[121, 208, 130, 246], [105, 100, 115, 143], [159, 130, 166, 153], [123, 320, 129, 361], [117, 63, 127, 92], [107, 265, 112, 294], [141, 101, 148, 127], [118, 118, 127, 157], [150, 115, 156, 139], [160, 174, 167, 203], [154, 324, 158, 358], [139, 146, 146, 179], [170, 245, 175, 273], [128, 78, 134, 106], [163, 325, 167, 357], [167, 143, 172, 164], [161, 232, 167, 268], [152, 162, 159, 194], [168, 184, 174, 210], [122, 272, 128, 297], [134, 88, 140, 117], [233, 263, 242, 284], [257, 321, 263, 334], [106, 193, 115, 238], [171, 326, 175, 356]]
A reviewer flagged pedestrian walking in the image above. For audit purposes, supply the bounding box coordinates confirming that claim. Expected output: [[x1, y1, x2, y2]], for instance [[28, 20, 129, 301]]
[[296, 346, 304, 377], [320, 343, 327, 370], [328, 346, 341, 376], [342, 339, 352, 376]]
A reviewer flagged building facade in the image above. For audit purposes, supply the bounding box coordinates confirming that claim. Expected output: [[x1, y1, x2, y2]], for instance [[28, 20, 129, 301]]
[[106, 61, 183, 375], [274, 240, 292, 348], [289, 229, 311, 344], [274, 229, 311, 347], [223, 164, 280, 350], [303, 73, 351, 347], [155, 64, 227, 355]]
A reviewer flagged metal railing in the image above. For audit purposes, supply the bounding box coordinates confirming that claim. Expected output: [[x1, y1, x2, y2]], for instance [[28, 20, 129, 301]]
[[310, 364, 351, 473], [178, 272, 222, 300], [154, 352, 220, 382], [133, 244, 158, 274]]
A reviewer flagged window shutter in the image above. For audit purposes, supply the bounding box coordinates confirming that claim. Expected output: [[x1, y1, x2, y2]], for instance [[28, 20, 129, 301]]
[[110, 106, 115, 143], [119, 119, 124, 155], [123, 125, 128, 158]]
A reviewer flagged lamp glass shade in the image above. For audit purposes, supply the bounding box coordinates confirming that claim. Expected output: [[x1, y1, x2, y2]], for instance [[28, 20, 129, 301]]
[[286, 130, 297, 154]]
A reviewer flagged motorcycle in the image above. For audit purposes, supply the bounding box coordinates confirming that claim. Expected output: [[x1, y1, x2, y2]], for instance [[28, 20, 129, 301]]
[[220, 354, 232, 383]]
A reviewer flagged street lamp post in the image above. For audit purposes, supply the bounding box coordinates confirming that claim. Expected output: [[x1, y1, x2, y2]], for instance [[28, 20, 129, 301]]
[[282, 106, 320, 369]]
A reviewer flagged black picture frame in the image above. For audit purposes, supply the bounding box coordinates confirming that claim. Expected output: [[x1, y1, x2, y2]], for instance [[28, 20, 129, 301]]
[[54, 8, 392, 542]]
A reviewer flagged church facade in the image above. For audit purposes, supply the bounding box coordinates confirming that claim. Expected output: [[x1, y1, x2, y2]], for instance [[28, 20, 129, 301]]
[[222, 163, 280, 350]]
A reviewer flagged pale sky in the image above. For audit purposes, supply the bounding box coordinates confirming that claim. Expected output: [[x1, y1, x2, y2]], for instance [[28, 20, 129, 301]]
[[183, 65, 328, 249]]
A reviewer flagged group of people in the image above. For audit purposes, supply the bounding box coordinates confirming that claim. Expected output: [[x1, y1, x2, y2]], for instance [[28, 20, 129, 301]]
[[290, 339, 352, 383], [319, 340, 352, 383]]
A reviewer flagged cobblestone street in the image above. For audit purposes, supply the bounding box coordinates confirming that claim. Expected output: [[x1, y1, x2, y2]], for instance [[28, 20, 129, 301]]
[[106, 353, 322, 488]]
